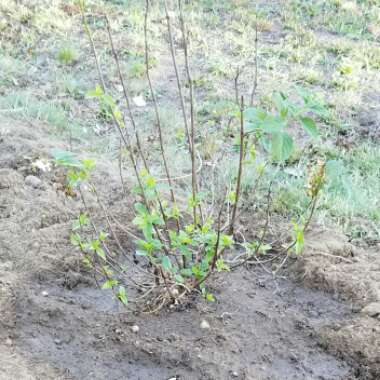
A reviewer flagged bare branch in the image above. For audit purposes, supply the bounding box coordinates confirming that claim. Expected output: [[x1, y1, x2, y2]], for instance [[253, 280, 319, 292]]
[[250, 14, 259, 106], [144, 0, 180, 233], [104, 15, 149, 171], [177, 0, 201, 225], [229, 96, 245, 235], [163, 0, 192, 154]]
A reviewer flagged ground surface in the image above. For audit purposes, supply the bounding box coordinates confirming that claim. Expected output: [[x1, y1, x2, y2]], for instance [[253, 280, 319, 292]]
[[1, 0, 380, 379], [1, 119, 379, 379]]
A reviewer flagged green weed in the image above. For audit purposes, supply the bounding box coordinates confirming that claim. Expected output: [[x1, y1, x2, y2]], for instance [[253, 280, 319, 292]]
[[57, 46, 78, 66]]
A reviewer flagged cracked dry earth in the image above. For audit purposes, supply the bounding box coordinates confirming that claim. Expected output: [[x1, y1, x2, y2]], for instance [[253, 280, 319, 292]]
[[0, 119, 379, 380]]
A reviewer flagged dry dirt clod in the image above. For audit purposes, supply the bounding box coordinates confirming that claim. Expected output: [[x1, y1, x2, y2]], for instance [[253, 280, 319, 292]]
[[131, 325, 140, 333], [41, 290, 49, 297], [25, 175, 43, 189]]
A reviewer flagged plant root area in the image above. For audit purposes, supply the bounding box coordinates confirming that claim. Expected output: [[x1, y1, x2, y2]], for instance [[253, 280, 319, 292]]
[[1, 120, 379, 380]]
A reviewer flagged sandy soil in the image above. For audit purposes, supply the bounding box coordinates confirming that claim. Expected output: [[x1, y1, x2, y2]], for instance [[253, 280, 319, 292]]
[[0, 119, 379, 379]]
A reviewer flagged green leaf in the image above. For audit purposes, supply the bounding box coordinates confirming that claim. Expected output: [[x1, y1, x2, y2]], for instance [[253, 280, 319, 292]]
[[206, 292, 215, 302], [82, 256, 92, 267], [178, 231, 192, 245], [134, 202, 148, 215], [191, 264, 204, 279], [78, 213, 88, 227], [273, 91, 289, 118], [81, 158, 96, 171], [101, 265, 113, 277], [185, 224, 195, 234], [292, 221, 305, 255], [271, 132, 294, 162], [228, 191, 236, 205], [145, 175, 156, 189], [117, 286, 128, 305], [300, 117, 318, 138], [89, 239, 100, 251], [52, 149, 82, 168], [101, 279, 119, 289], [216, 258, 230, 272], [202, 288, 215, 302], [70, 233, 82, 246], [131, 185, 142, 195], [96, 247, 106, 261], [174, 274, 185, 284], [86, 84, 104, 98], [162, 256, 172, 272], [244, 107, 267, 122], [220, 234, 234, 248], [249, 144, 256, 161], [262, 115, 287, 132], [180, 268, 193, 277], [259, 244, 272, 254]]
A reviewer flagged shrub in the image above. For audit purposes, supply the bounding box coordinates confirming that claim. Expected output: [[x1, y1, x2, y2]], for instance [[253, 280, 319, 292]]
[[54, 0, 324, 311]]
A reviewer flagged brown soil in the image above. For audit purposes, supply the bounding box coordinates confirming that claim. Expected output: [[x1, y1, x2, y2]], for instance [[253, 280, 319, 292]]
[[0, 119, 379, 379], [290, 229, 380, 377]]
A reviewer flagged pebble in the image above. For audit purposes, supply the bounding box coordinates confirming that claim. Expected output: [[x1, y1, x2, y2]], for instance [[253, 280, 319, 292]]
[[132, 95, 146, 107], [231, 371, 239, 378], [131, 325, 140, 333], [25, 175, 43, 189], [200, 319, 210, 330], [41, 290, 49, 297], [361, 302, 380, 318], [5, 338, 13, 346]]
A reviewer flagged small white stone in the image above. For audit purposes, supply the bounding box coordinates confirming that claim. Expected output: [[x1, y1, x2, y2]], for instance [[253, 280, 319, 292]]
[[132, 95, 146, 107], [131, 325, 140, 333], [5, 338, 13, 346], [41, 290, 49, 297], [200, 319, 210, 330]]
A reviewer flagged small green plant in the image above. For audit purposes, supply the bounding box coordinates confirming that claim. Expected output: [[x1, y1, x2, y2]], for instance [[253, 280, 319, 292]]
[[129, 59, 146, 78], [57, 46, 77, 65]]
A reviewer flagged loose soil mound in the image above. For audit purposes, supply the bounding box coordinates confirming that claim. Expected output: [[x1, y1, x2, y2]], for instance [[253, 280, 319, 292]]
[[292, 229, 380, 377]]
